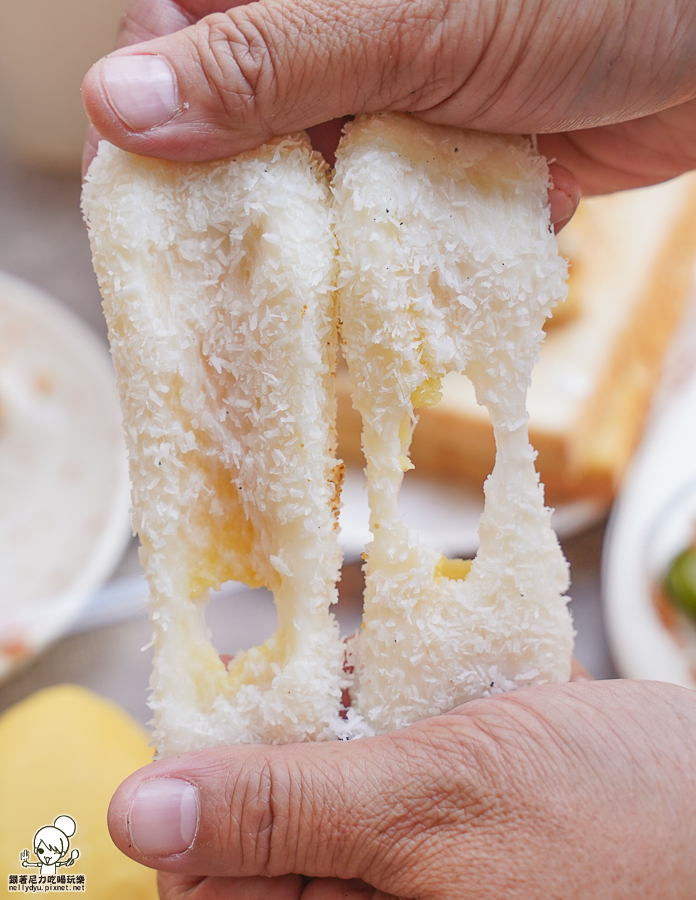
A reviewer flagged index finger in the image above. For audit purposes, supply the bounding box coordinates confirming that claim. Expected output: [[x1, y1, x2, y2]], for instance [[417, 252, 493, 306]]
[[570, 656, 594, 682], [115, 1, 241, 48]]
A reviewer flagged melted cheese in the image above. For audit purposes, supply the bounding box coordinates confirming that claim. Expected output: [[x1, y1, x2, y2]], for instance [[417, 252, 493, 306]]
[[435, 556, 472, 581]]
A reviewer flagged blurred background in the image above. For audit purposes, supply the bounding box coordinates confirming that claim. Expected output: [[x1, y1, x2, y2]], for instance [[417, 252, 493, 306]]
[[1, 5, 696, 889]]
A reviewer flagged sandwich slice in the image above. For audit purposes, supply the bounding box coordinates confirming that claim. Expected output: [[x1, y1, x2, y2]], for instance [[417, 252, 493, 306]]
[[83, 136, 347, 754], [333, 114, 573, 734], [84, 114, 574, 750]]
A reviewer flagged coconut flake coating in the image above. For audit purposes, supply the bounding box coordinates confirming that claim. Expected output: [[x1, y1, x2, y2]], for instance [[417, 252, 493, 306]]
[[83, 116, 574, 750], [83, 136, 346, 753], [334, 114, 574, 736]]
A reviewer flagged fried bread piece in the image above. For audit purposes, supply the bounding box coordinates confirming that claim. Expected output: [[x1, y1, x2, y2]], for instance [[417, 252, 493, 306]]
[[83, 136, 346, 753], [84, 116, 573, 748], [334, 114, 574, 735]]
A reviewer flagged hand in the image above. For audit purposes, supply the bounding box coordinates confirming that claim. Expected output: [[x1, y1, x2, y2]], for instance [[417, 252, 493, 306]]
[[107, 679, 696, 900], [81, 0, 696, 198], [20, 849, 29, 868]]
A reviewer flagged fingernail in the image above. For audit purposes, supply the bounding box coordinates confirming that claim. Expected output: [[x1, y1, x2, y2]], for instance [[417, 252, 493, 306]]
[[128, 778, 199, 857], [101, 55, 178, 132], [549, 187, 576, 233]]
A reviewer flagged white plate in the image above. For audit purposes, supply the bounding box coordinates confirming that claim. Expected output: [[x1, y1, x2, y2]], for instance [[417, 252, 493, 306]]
[[603, 367, 696, 686], [0, 271, 131, 678]]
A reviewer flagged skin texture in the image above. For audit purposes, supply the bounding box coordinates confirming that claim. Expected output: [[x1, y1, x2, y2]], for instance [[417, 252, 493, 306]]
[[107, 680, 696, 900], [83, 2, 696, 896], [81, 0, 696, 194]]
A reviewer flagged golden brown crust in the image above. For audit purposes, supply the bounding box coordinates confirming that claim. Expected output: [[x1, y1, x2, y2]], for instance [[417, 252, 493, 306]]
[[329, 459, 346, 526]]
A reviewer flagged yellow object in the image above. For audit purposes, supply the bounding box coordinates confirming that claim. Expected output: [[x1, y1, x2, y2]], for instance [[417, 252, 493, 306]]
[[411, 376, 443, 409], [0, 685, 157, 900], [434, 556, 472, 581]]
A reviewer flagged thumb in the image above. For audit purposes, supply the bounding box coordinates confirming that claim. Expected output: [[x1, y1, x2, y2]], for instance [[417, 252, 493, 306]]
[[106, 721, 475, 888], [81, 0, 476, 161]]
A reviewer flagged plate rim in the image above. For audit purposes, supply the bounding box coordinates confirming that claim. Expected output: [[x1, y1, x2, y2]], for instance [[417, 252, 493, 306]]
[[0, 270, 131, 677], [602, 366, 696, 686]]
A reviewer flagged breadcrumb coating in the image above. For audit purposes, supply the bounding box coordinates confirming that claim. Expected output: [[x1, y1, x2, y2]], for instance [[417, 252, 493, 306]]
[[83, 136, 346, 753], [83, 114, 573, 750], [334, 114, 573, 735]]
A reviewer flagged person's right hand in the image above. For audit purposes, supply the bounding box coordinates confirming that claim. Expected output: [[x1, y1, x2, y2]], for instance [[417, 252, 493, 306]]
[[107, 679, 696, 900], [81, 0, 696, 195]]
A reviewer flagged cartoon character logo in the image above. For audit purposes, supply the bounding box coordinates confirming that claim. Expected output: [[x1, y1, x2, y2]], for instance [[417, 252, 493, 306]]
[[19, 815, 80, 875]]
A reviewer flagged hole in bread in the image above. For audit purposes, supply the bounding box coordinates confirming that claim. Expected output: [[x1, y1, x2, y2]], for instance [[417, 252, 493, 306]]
[[398, 466, 484, 559], [337, 366, 486, 569], [205, 582, 277, 662], [200, 544, 366, 665], [202, 564, 364, 675], [205, 557, 365, 653], [397, 368, 493, 574]]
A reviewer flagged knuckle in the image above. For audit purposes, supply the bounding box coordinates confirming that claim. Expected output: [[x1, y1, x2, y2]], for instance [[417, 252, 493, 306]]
[[370, 0, 464, 109], [223, 754, 293, 875], [185, 10, 281, 123]]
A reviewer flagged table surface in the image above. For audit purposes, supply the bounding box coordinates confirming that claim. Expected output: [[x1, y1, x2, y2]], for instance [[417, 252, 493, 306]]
[[0, 143, 619, 728]]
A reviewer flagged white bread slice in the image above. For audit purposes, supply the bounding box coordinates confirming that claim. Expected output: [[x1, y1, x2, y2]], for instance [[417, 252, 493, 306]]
[[334, 114, 573, 735], [83, 137, 347, 753], [84, 116, 573, 747], [338, 173, 696, 503]]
